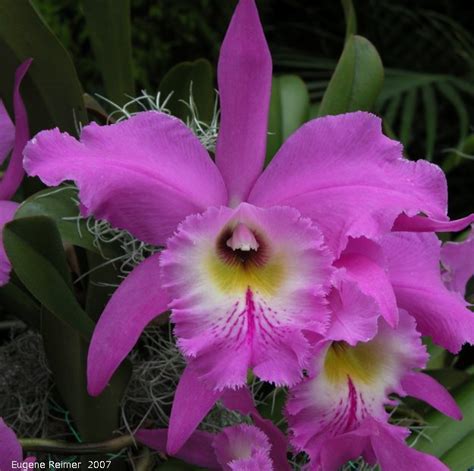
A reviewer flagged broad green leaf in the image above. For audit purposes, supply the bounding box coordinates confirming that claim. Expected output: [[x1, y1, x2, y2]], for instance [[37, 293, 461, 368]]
[[415, 376, 474, 458], [425, 337, 448, 369], [426, 369, 470, 391], [0, 0, 86, 135], [16, 187, 95, 251], [41, 311, 131, 445], [266, 75, 310, 163], [341, 0, 357, 40], [3, 216, 94, 339], [15, 186, 122, 259], [85, 251, 121, 322], [83, 0, 135, 106], [441, 430, 474, 471], [0, 280, 40, 330], [318, 35, 383, 117], [159, 59, 214, 124]]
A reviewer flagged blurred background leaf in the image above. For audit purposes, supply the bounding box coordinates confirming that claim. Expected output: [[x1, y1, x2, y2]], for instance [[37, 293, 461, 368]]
[[0, 0, 86, 135], [82, 0, 135, 106]]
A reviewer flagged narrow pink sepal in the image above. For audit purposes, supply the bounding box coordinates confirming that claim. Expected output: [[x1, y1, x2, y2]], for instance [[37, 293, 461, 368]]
[[87, 253, 167, 396], [392, 213, 474, 232], [370, 419, 450, 471], [215, 0, 272, 204], [136, 428, 219, 469], [400, 371, 462, 420], [0, 59, 31, 200], [167, 364, 223, 455], [0, 100, 15, 163]]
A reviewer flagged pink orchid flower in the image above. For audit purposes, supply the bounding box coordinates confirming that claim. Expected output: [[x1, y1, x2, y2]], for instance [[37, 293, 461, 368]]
[[0, 60, 31, 285], [138, 424, 277, 470], [23, 0, 473, 457], [286, 311, 462, 470], [0, 418, 36, 470], [137, 385, 290, 470]]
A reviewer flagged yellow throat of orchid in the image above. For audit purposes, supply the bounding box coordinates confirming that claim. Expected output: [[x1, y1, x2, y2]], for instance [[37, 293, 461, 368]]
[[324, 340, 382, 386], [206, 223, 286, 297]]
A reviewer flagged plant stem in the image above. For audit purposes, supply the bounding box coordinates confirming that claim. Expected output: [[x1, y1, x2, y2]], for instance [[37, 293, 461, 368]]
[[19, 435, 136, 454]]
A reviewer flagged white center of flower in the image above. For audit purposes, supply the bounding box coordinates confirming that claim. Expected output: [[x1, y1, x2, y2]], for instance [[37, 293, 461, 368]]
[[226, 223, 260, 252]]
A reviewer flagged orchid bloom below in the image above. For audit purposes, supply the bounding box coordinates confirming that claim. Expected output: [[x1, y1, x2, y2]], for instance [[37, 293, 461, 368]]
[[0, 60, 31, 285], [0, 418, 36, 470], [23, 0, 474, 465], [138, 424, 276, 470], [286, 311, 462, 471]]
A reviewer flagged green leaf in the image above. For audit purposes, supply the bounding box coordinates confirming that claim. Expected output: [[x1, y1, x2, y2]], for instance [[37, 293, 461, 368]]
[[414, 376, 474, 458], [441, 430, 474, 471], [266, 75, 310, 163], [426, 369, 470, 391], [3, 216, 94, 340], [83, 0, 135, 106], [16, 187, 95, 251], [41, 311, 131, 443], [0, 0, 86, 135], [341, 0, 357, 40], [159, 59, 214, 124], [318, 35, 383, 117], [0, 280, 40, 330], [85, 251, 121, 322]]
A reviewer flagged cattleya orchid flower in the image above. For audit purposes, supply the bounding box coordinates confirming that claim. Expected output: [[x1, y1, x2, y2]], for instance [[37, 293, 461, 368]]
[[136, 393, 289, 471], [23, 0, 474, 466], [138, 424, 275, 470], [0, 60, 31, 285], [0, 418, 36, 470], [286, 311, 462, 471]]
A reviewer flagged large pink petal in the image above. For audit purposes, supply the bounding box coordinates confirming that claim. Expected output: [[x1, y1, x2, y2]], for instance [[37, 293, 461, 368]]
[[400, 371, 462, 420], [249, 112, 447, 255], [381, 232, 474, 352], [0, 100, 14, 164], [0, 59, 31, 200], [0, 200, 19, 286], [24, 111, 227, 246], [167, 364, 223, 455], [215, 0, 272, 204], [336, 238, 398, 327], [441, 229, 474, 296], [370, 419, 449, 471], [87, 253, 168, 396], [136, 428, 219, 469], [0, 418, 22, 470]]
